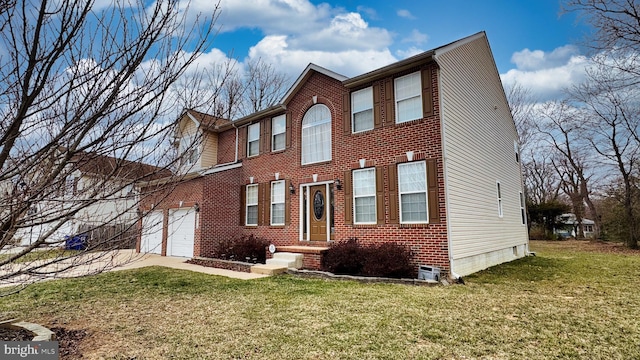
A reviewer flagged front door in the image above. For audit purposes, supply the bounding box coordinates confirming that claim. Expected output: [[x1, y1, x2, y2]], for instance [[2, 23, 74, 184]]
[[309, 185, 327, 241]]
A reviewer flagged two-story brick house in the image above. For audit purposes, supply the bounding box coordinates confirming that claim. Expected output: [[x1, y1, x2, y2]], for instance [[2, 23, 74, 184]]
[[139, 32, 529, 277]]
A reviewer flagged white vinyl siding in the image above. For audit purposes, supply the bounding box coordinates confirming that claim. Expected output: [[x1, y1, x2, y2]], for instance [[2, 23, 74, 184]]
[[245, 184, 258, 226], [437, 33, 529, 275], [398, 161, 428, 223], [247, 123, 260, 157], [351, 87, 374, 133], [395, 72, 422, 123], [301, 104, 332, 164], [352, 168, 376, 224], [271, 180, 285, 225], [272, 115, 286, 152]]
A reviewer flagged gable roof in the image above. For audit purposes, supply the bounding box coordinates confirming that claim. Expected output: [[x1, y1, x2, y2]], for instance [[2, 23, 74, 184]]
[[281, 63, 348, 105], [182, 109, 231, 132], [70, 151, 172, 181]]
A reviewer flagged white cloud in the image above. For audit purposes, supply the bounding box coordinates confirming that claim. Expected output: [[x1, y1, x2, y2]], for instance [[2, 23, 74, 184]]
[[397, 9, 415, 19], [247, 35, 397, 79], [402, 29, 428, 45], [510, 45, 580, 71], [501, 46, 589, 101], [396, 46, 424, 59]]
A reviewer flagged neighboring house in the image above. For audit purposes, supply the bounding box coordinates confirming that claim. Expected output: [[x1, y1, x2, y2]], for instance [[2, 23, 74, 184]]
[[554, 213, 596, 239], [139, 32, 529, 277], [13, 151, 169, 247]]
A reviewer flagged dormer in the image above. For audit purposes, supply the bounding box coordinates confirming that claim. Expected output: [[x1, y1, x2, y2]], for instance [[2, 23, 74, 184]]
[[175, 109, 230, 174]]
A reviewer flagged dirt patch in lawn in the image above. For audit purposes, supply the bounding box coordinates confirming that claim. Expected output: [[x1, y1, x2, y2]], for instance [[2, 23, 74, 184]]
[[533, 239, 640, 254], [0, 325, 87, 359]]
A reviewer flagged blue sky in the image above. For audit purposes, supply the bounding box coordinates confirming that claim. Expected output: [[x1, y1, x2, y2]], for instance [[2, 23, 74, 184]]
[[182, 0, 594, 101]]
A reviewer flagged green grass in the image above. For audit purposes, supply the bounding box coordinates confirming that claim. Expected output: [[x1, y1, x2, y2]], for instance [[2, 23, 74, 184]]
[[0, 249, 80, 263], [1, 240, 639, 359]]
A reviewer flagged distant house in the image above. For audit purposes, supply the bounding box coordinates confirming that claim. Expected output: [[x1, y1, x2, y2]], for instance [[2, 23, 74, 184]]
[[139, 32, 529, 277], [12, 150, 169, 247], [554, 213, 596, 239]]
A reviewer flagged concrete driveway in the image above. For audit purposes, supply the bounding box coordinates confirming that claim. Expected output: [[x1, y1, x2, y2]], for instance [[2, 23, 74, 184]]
[[0, 249, 267, 289]]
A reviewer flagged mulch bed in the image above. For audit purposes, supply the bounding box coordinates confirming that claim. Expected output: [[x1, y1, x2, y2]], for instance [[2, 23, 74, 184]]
[[0, 326, 87, 359], [187, 258, 253, 273]]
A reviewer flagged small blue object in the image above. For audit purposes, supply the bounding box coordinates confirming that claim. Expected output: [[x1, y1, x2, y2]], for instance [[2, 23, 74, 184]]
[[65, 234, 88, 250]]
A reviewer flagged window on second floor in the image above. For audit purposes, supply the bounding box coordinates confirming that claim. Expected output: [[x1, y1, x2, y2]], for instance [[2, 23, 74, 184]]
[[179, 135, 199, 166], [301, 104, 331, 165], [394, 71, 422, 124], [247, 123, 260, 157], [351, 87, 373, 133], [272, 115, 286, 152]]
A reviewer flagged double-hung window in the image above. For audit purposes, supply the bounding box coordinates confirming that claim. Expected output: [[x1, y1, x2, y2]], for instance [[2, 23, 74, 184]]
[[271, 180, 285, 225], [519, 191, 525, 225], [398, 161, 428, 223], [351, 87, 373, 133], [497, 181, 503, 217], [394, 72, 422, 123], [245, 184, 258, 226], [179, 135, 199, 166], [272, 115, 286, 152], [247, 123, 260, 157], [352, 168, 376, 224], [301, 104, 331, 164]]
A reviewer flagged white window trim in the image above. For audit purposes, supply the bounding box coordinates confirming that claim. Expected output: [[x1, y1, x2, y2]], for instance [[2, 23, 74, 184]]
[[394, 71, 422, 124], [398, 161, 428, 224], [352, 168, 376, 225], [497, 181, 503, 218], [247, 123, 260, 157], [245, 184, 258, 226], [351, 87, 374, 134], [270, 180, 285, 226], [272, 115, 286, 152]]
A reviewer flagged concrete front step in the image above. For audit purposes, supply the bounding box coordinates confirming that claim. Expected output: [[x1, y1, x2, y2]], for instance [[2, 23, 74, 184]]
[[269, 252, 304, 269], [250, 264, 288, 275]]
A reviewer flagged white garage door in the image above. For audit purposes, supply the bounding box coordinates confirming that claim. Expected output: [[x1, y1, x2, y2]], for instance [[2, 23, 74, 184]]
[[141, 211, 163, 254], [167, 208, 195, 258]]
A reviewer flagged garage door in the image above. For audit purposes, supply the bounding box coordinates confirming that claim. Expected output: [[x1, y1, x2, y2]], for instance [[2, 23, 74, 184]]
[[167, 208, 195, 258], [141, 211, 163, 254]]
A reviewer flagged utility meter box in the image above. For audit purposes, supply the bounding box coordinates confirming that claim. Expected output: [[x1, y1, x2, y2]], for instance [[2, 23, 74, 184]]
[[418, 265, 441, 281]]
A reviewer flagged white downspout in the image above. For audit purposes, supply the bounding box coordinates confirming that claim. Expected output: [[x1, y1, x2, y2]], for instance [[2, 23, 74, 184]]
[[234, 124, 239, 163]]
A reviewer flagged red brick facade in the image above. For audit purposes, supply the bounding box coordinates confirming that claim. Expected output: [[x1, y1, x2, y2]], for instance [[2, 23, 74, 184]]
[[141, 59, 451, 274]]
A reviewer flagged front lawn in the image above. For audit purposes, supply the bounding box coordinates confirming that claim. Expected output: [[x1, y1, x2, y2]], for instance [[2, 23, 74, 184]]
[[1, 240, 639, 359]]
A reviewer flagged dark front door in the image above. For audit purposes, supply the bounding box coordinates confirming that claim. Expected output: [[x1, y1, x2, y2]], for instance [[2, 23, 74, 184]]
[[309, 185, 327, 241]]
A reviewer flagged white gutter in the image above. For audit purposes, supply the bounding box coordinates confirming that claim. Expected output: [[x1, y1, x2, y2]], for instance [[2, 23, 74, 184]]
[[200, 162, 242, 176]]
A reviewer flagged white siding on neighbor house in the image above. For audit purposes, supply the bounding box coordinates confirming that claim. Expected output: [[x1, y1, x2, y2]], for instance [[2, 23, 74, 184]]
[[200, 132, 219, 168], [437, 34, 528, 275]]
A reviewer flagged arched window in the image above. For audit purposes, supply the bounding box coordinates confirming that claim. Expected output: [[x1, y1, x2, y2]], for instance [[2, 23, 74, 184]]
[[301, 104, 332, 164]]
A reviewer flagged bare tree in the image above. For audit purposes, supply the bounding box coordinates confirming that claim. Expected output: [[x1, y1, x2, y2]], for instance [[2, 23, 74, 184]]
[[242, 58, 290, 116], [0, 0, 219, 294], [570, 60, 640, 248], [564, 0, 640, 81], [535, 100, 601, 238]]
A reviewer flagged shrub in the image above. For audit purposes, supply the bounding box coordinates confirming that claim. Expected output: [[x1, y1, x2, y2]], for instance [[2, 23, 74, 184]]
[[361, 242, 414, 278], [321, 238, 414, 278], [213, 235, 269, 264], [321, 238, 364, 275]]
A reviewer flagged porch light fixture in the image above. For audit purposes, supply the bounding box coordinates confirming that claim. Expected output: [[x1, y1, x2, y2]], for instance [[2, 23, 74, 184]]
[[335, 178, 342, 190], [289, 183, 296, 195], [194, 203, 200, 212]]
